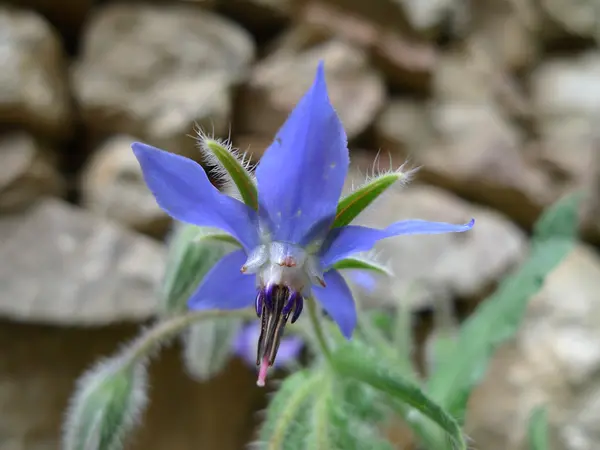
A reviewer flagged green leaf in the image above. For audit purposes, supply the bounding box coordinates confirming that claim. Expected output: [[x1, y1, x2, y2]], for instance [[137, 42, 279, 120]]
[[332, 256, 392, 276], [199, 137, 258, 210], [160, 224, 236, 316], [181, 317, 243, 382], [63, 358, 148, 450], [426, 193, 581, 423], [333, 170, 413, 228], [331, 341, 467, 450], [527, 406, 550, 450]]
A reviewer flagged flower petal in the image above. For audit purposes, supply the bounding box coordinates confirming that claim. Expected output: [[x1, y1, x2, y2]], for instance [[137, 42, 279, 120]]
[[133, 142, 259, 250], [255, 61, 349, 245], [188, 249, 256, 310], [320, 219, 475, 268], [313, 270, 357, 339]]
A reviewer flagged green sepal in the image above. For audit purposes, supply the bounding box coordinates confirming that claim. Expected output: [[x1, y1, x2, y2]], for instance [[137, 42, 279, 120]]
[[201, 138, 258, 210], [333, 171, 410, 228], [332, 256, 392, 276]]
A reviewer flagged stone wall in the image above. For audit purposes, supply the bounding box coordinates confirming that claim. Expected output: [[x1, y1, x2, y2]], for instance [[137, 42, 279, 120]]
[[0, 0, 598, 449]]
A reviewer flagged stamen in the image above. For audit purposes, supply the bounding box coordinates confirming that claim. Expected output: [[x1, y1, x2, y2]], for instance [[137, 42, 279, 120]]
[[255, 284, 305, 381]]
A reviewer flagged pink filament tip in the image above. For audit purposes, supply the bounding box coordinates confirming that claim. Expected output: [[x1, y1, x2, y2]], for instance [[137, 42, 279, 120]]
[[257, 357, 270, 387]]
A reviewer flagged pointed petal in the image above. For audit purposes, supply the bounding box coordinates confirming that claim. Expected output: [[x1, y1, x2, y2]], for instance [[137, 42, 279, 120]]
[[188, 249, 256, 310], [313, 270, 357, 339], [255, 61, 349, 244], [133, 143, 259, 250], [321, 219, 475, 268]]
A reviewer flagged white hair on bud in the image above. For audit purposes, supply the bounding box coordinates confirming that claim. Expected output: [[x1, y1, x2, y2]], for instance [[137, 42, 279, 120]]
[[349, 249, 395, 277], [193, 124, 256, 201], [62, 354, 149, 450]]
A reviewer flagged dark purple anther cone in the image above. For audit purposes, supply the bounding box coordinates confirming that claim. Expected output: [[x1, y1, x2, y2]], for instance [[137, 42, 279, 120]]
[[256, 285, 304, 368]]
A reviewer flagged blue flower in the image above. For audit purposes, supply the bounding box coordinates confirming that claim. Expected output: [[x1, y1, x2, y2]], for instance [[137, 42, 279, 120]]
[[132, 61, 474, 384]]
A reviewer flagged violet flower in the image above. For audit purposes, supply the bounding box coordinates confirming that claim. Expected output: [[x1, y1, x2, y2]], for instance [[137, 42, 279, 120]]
[[132, 62, 474, 386]]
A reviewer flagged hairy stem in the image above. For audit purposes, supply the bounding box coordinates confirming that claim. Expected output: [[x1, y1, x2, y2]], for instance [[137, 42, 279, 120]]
[[125, 309, 255, 367], [307, 297, 333, 363]]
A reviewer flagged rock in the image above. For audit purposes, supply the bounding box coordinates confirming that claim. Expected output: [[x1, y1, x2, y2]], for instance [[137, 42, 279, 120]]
[[237, 39, 385, 140], [0, 321, 262, 450], [0, 199, 166, 325], [540, 0, 600, 40], [299, 1, 437, 90], [72, 3, 255, 159], [220, 0, 292, 32], [398, 0, 464, 34], [80, 135, 171, 238], [3, 0, 93, 44], [465, 0, 540, 72], [0, 6, 73, 140], [0, 133, 65, 212], [433, 49, 531, 118], [344, 174, 528, 311], [531, 53, 600, 234], [375, 99, 553, 227], [466, 244, 600, 450]]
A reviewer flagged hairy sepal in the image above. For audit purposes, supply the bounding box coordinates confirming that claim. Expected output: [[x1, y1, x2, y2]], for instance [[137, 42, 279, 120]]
[[333, 164, 418, 228], [196, 130, 258, 210]]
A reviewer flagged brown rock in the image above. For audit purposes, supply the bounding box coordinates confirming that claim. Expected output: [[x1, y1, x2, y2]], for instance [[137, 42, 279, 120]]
[[237, 39, 386, 140], [80, 135, 171, 238], [375, 99, 553, 227], [466, 244, 600, 450], [0, 199, 166, 325], [299, 1, 437, 90], [3, 0, 93, 43], [531, 53, 600, 238], [539, 0, 600, 40], [0, 6, 73, 140], [0, 320, 262, 450], [465, 0, 540, 72], [344, 175, 528, 311], [220, 0, 292, 32], [0, 133, 65, 212], [72, 3, 255, 159]]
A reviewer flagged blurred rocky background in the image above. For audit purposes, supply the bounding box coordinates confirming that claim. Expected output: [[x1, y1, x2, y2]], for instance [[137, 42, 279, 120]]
[[0, 0, 598, 449]]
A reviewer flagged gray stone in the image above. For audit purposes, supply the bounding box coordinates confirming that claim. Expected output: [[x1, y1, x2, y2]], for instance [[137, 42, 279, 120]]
[[80, 135, 171, 237], [0, 199, 166, 325], [237, 39, 385, 140], [0, 6, 73, 140], [0, 133, 65, 212], [72, 3, 255, 159]]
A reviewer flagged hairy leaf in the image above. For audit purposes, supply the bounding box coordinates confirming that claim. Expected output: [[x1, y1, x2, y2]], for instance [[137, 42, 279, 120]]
[[331, 341, 467, 450], [527, 406, 550, 450], [426, 194, 581, 423]]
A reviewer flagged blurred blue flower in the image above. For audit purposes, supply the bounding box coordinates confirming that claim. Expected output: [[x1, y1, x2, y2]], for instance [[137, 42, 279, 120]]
[[233, 322, 303, 369], [132, 61, 474, 384]]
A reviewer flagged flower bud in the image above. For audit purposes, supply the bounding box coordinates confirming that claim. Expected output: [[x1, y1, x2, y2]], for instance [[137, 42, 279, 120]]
[[63, 357, 148, 450], [160, 222, 235, 316]]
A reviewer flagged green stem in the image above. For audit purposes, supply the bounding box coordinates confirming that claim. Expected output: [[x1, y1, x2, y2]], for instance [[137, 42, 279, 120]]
[[124, 309, 255, 367], [307, 297, 333, 363]]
